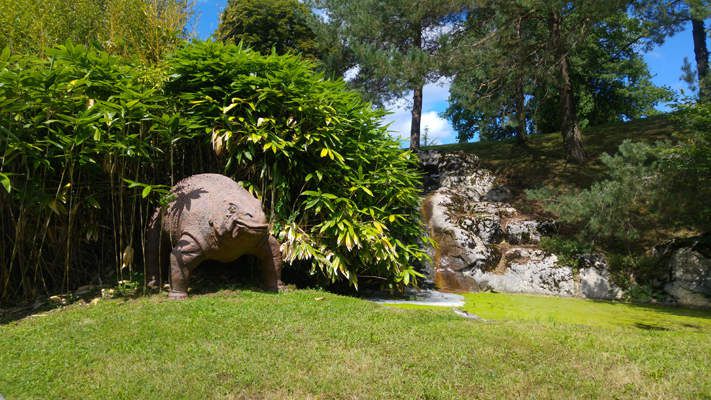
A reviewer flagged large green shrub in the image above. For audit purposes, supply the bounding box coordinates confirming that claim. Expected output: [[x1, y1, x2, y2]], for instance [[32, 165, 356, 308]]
[[165, 41, 429, 288], [0, 44, 167, 302], [0, 41, 428, 303]]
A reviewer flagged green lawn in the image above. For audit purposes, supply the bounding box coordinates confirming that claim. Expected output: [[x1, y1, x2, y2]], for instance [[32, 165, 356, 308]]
[[1, 290, 710, 399]]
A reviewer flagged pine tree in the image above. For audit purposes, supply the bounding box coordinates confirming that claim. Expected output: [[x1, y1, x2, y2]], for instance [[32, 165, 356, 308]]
[[444, 0, 634, 162], [634, 0, 710, 101], [310, 0, 467, 149]]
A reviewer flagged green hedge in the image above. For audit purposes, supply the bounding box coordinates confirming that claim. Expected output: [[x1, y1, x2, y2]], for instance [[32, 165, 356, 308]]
[[0, 41, 429, 303]]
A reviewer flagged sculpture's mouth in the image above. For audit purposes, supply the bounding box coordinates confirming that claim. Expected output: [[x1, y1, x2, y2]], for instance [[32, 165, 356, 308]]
[[236, 220, 269, 235]]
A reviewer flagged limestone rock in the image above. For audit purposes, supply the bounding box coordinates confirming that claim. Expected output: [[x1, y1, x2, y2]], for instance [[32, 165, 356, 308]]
[[505, 219, 541, 244], [424, 190, 498, 272], [418, 150, 624, 300], [419, 150, 495, 200], [579, 266, 623, 300], [664, 247, 711, 307], [468, 248, 576, 296]]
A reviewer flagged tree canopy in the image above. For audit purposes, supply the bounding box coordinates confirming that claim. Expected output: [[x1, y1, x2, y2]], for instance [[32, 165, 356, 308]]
[[444, 7, 673, 143], [217, 0, 322, 60], [310, 0, 468, 149]]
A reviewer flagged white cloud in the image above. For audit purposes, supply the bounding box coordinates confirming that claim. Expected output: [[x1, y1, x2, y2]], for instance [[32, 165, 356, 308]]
[[421, 111, 455, 142], [381, 78, 456, 146]]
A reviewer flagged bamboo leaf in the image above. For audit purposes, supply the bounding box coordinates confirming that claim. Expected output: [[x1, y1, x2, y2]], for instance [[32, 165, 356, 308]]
[[0, 173, 10, 193]]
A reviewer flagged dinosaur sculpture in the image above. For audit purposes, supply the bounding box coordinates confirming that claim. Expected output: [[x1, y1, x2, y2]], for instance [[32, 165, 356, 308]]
[[146, 173, 282, 299]]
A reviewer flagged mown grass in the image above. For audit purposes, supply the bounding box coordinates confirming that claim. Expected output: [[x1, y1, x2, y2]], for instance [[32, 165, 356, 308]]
[[463, 292, 711, 331], [1, 289, 710, 399]]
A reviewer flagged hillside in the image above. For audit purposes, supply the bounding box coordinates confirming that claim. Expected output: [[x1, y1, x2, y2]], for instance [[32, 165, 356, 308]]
[[428, 116, 678, 211], [425, 115, 685, 246]]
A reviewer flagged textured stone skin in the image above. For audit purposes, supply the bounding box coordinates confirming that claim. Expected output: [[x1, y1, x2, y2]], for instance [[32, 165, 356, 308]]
[[146, 174, 283, 299]]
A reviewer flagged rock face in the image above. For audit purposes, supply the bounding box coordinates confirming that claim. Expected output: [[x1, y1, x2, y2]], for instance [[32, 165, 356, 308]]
[[657, 235, 711, 307], [419, 150, 623, 300]]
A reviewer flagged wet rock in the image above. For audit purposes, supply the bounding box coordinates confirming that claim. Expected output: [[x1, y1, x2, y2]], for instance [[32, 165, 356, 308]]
[[424, 190, 498, 272]]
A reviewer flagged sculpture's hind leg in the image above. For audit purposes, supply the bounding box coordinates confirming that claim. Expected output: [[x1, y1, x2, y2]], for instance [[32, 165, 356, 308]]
[[168, 233, 204, 300], [256, 235, 283, 292]]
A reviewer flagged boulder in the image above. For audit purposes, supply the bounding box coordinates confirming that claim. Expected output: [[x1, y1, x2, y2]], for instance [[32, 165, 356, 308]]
[[579, 266, 624, 300], [468, 248, 577, 296], [664, 247, 711, 307]]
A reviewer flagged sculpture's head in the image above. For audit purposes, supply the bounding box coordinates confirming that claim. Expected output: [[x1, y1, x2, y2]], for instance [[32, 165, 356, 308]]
[[226, 202, 269, 244]]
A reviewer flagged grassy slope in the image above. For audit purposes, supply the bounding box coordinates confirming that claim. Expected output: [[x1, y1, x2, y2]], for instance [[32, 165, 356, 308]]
[[2, 289, 710, 399], [428, 116, 677, 190], [426, 116, 679, 223]]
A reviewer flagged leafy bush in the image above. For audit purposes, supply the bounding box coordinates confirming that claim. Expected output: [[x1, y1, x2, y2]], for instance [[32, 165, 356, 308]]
[[165, 41, 429, 289], [0, 44, 167, 302], [0, 41, 428, 303], [539, 236, 592, 268]]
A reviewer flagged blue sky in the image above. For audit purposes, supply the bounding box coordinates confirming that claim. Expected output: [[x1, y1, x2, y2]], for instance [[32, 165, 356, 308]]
[[191, 2, 704, 144]]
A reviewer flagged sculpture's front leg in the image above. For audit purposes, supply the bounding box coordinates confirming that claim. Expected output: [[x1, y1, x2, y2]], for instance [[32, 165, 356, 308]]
[[256, 235, 283, 292], [168, 233, 204, 300]]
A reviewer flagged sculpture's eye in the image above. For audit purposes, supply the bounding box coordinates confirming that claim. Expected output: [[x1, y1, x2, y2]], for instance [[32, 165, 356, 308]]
[[245, 212, 253, 219], [228, 203, 239, 214]]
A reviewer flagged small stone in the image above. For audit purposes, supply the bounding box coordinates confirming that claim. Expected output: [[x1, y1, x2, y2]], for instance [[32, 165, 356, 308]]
[[453, 309, 485, 321]]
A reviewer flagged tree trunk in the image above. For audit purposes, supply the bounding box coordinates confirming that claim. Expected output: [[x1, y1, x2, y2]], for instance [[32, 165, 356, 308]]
[[410, 85, 423, 149], [410, 23, 423, 150], [691, 17, 709, 101], [515, 80, 527, 144], [514, 17, 527, 145], [551, 12, 585, 163], [559, 55, 585, 163]]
